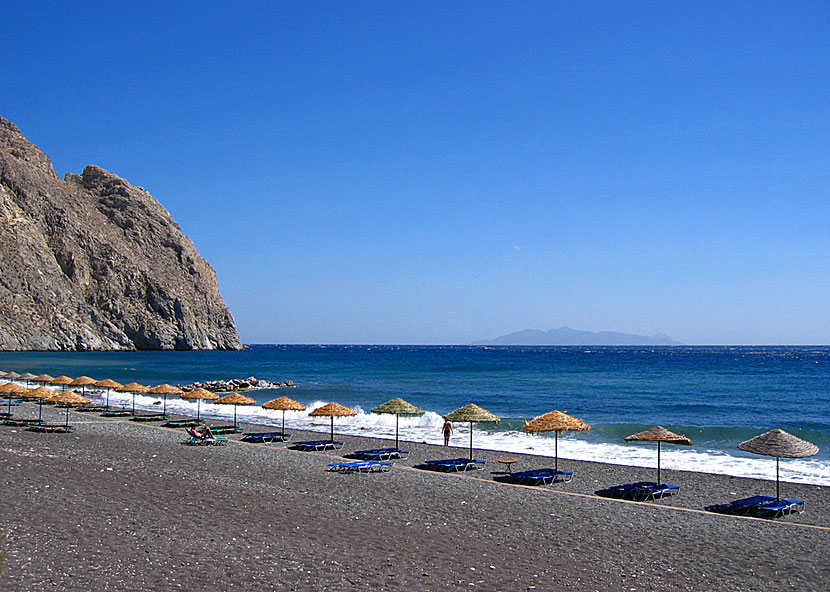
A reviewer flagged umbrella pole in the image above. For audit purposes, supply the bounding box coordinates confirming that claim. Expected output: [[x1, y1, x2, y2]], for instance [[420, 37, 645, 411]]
[[105, 388, 110, 411], [234, 405, 238, 428], [395, 414, 400, 450], [330, 415, 334, 442], [282, 410, 286, 436], [163, 394, 167, 416], [132, 393, 136, 415], [776, 456, 780, 500], [6, 395, 11, 415], [657, 441, 662, 485], [65, 405, 70, 428], [555, 431, 559, 472], [469, 421, 474, 461], [196, 399, 201, 421], [38, 398, 44, 423]]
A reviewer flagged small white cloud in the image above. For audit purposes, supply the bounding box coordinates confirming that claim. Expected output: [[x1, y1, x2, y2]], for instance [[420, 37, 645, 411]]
[[513, 245, 524, 251]]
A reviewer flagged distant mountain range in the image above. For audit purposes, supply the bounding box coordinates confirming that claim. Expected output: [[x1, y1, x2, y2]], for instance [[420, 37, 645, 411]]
[[472, 326, 681, 346]]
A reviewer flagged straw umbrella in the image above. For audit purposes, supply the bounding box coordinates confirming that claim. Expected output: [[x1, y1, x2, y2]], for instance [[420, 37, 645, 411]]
[[0, 381, 28, 416], [146, 384, 183, 416], [21, 386, 58, 424], [625, 426, 692, 485], [524, 410, 591, 472], [738, 428, 819, 500], [116, 382, 149, 414], [47, 390, 92, 428], [93, 379, 123, 410], [5, 371, 21, 381], [444, 404, 501, 461], [18, 372, 37, 387], [69, 376, 97, 396], [33, 373, 54, 383], [181, 388, 220, 421], [49, 376, 74, 391], [262, 396, 307, 437], [371, 398, 424, 450], [214, 393, 257, 428], [308, 402, 357, 443]]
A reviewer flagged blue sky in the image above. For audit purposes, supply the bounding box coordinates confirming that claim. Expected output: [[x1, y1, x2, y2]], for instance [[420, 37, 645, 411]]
[[2, 2, 828, 344]]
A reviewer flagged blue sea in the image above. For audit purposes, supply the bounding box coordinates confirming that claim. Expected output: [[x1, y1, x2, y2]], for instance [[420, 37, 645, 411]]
[[2, 345, 828, 485]]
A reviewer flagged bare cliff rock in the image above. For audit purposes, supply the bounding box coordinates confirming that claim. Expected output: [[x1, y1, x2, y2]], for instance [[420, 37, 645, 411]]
[[0, 117, 243, 350]]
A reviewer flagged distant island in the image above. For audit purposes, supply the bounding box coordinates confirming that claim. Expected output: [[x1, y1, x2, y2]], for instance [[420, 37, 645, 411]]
[[472, 326, 681, 346]]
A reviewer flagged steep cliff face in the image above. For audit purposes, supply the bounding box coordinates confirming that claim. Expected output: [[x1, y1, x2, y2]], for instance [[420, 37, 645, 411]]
[[0, 117, 243, 350]]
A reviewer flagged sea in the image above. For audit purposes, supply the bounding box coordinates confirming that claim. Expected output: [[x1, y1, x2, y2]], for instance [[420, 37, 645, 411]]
[[2, 345, 828, 486]]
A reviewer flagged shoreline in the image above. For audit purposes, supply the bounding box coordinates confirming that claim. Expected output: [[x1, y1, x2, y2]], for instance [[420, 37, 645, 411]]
[[2, 403, 828, 591]]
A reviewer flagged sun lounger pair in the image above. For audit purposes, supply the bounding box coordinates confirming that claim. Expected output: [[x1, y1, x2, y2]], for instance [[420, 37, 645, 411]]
[[76, 405, 107, 412], [502, 468, 573, 486], [209, 425, 244, 435], [2, 418, 42, 426], [292, 440, 345, 452], [130, 413, 169, 422], [606, 482, 680, 501], [354, 448, 410, 461], [241, 431, 292, 443], [424, 458, 486, 472], [182, 435, 228, 446], [162, 419, 203, 428], [327, 460, 394, 474], [26, 424, 76, 433], [728, 496, 805, 518], [100, 409, 133, 417]]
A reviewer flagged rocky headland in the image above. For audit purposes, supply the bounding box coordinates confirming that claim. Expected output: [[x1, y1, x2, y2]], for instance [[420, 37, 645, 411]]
[[0, 116, 243, 350], [178, 377, 296, 392]]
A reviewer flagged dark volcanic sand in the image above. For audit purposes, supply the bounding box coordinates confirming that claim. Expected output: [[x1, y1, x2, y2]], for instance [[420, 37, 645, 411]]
[[1, 404, 828, 591]]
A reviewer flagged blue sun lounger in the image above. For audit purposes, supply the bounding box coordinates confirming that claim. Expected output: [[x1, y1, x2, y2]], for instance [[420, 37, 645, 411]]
[[424, 458, 486, 472], [605, 481, 657, 499], [327, 460, 394, 474], [755, 498, 805, 518], [728, 495, 776, 515], [293, 440, 345, 452], [507, 468, 573, 486], [241, 431, 292, 443], [209, 425, 244, 435], [27, 424, 76, 433], [630, 483, 680, 501], [354, 448, 410, 461], [182, 435, 228, 446]]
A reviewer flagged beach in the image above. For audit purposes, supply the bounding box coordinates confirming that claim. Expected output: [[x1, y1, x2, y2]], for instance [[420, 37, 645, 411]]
[[1, 404, 828, 592]]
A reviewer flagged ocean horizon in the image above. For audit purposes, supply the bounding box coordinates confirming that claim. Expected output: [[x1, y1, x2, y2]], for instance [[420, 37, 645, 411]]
[[2, 344, 828, 485]]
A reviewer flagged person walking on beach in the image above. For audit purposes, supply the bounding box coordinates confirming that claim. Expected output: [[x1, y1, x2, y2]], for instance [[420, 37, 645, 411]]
[[442, 420, 453, 446]]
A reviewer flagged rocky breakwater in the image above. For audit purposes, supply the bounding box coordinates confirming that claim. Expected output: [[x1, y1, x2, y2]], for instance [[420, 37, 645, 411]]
[[0, 116, 243, 350], [179, 377, 296, 393]]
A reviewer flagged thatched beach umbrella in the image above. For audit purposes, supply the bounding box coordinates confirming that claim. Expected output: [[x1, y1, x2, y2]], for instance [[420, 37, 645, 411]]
[[33, 374, 55, 386], [445, 404, 501, 461], [524, 410, 591, 472], [309, 402, 357, 443], [5, 371, 21, 381], [738, 428, 819, 500], [0, 381, 28, 416], [625, 426, 692, 485], [48, 390, 92, 428], [116, 383, 149, 414], [181, 388, 220, 421], [146, 384, 183, 416], [93, 379, 123, 410], [371, 398, 424, 450], [69, 376, 97, 396], [49, 376, 74, 391], [262, 396, 307, 437], [21, 386, 58, 424], [214, 393, 257, 428], [18, 372, 38, 387]]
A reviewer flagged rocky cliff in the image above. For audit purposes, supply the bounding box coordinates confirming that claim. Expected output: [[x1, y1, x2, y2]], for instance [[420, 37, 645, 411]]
[[0, 117, 243, 350]]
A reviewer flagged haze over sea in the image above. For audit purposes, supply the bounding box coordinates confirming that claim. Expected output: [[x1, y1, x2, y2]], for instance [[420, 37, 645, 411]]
[[2, 345, 828, 485]]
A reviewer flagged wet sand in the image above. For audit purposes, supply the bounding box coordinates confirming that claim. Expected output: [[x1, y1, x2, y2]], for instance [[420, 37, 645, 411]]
[[1, 404, 828, 591]]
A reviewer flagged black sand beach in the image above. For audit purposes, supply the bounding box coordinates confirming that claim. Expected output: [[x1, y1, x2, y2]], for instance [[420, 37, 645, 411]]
[[2, 404, 828, 591]]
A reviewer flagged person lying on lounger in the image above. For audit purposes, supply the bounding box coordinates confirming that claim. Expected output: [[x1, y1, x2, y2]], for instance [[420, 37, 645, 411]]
[[189, 425, 215, 439]]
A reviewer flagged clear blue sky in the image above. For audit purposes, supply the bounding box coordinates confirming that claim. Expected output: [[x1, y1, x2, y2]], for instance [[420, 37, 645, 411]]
[[2, 2, 828, 344]]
